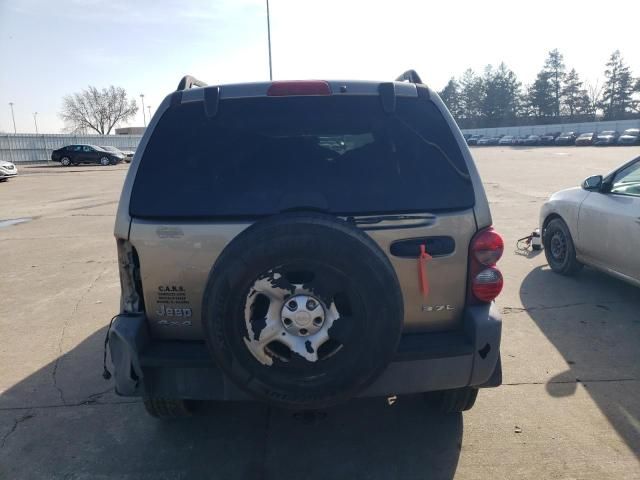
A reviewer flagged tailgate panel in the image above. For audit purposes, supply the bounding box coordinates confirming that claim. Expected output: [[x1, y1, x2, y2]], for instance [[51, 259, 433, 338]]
[[129, 210, 475, 340]]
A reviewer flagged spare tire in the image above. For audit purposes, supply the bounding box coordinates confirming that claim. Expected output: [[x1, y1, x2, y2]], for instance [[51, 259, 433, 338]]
[[202, 212, 403, 409]]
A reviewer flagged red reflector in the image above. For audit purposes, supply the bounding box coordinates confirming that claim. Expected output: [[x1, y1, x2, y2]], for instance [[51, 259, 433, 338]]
[[472, 228, 504, 266], [267, 81, 332, 96], [472, 268, 504, 302]]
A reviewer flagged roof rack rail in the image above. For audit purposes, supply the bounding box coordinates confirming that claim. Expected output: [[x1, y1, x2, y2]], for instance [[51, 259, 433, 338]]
[[176, 75, 208, 91], [395, 70, 423, 84]]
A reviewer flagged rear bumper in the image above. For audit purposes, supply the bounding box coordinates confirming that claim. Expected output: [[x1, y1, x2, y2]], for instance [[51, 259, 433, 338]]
[[108, 303, 502, 400]]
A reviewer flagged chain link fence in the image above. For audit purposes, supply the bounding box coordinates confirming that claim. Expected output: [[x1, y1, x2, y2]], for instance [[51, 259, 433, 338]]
[[0, 134, 143, 164]]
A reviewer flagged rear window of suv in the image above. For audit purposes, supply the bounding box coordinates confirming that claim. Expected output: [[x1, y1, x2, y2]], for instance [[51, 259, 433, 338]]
[[130, 94, 474, 218]]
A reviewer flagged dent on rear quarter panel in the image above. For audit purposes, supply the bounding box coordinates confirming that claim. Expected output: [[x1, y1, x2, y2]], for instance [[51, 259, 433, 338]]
[[129, 221, 251, 340]]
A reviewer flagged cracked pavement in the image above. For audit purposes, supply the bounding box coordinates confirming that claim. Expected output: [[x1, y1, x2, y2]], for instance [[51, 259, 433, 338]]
[[1, 148, 640, 479]]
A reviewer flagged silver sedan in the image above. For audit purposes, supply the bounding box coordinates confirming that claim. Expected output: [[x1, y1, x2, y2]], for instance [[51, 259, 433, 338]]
[[540, 156, 640, 287]]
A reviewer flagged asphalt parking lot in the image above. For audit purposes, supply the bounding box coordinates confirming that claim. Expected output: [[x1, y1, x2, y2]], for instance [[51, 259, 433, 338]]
[[1, 146, 639, 479]]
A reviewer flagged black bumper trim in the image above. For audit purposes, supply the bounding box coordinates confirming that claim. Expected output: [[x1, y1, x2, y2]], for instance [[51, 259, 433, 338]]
[[108, 303, 501, 399]]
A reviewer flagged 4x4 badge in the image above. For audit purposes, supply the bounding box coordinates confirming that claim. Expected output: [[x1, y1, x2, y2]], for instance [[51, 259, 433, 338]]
[[422, 305, 454, 312]]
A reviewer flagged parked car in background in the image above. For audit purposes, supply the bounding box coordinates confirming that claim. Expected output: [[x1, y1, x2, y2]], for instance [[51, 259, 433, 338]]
[[498, 135, 515, 145], [100, 145, 135, 163], [467, 134, 482, 145], [540, 155, 640, 287], [540, 132, 560, 145], [51, 145, 124, 166], [554, 132, 578, 145], [594, 130, 619, 146], [524, 135, 541, 146], [617, 129, 640, 146], [514, 135, 529, 145], [0, 160, 18, 181], [478, 136, 500, 146], [575, 132, 596, 146]]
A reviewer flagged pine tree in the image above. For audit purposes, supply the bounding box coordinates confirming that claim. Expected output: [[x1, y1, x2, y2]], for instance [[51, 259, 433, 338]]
[[459, 69, 484, 123], [561, 68, 590, 119], [601, 50, 635, 119], [480, 63, 521, 126], [544, 49, 565, 117], [438, 78, 463, 120], [526, 71, 554, 119]]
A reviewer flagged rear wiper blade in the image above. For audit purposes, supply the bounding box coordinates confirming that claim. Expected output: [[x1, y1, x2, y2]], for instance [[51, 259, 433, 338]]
[[392, 115, 471, 182]]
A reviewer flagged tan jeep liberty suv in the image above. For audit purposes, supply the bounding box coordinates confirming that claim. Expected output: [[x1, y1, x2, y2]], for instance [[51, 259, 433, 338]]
[[107, 71, 504, 418]]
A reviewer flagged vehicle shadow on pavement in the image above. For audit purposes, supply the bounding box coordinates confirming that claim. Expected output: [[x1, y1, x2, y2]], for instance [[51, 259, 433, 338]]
[[519, 265, 640, 458], [0, 327, 463, 480]]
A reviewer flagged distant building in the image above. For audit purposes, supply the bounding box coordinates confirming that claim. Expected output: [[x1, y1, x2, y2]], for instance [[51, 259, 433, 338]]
[[115, 127, 146, 135]]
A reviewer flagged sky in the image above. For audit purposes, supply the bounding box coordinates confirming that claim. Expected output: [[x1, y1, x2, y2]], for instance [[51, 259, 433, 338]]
[[0, 0, 639, 133]]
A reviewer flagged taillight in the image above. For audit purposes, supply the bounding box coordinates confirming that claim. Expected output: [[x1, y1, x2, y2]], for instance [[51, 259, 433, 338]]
[[471, 267, 504, 302], [472, 228, 504, 265], [267, 81, 332, 96], [469, 228, 504, 303]]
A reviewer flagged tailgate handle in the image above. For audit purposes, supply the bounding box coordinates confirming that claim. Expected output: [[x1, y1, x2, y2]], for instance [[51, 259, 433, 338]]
[[390, 237, 455, 258]]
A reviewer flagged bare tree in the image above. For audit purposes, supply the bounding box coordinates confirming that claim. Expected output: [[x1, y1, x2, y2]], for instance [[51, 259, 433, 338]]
[[585, 81, 603, 121], [60, 86, 138, 135]]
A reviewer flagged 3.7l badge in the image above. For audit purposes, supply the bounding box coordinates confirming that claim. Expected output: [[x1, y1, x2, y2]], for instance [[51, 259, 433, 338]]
[[422, 304, 455, 312]]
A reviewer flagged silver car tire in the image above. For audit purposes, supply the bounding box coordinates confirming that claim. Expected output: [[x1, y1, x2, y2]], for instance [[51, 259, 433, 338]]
[[61, 157, 71, 167], [99, 156, 111, 166], [543, 218, 583, 275]]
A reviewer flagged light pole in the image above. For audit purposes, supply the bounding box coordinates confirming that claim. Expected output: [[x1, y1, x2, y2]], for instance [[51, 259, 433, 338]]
[[9, 102, 16, 134], [33, 112, 39, 134], [140, 94, 146, 127], [147, 105, 152, 122], [266, 0, 273, 80]]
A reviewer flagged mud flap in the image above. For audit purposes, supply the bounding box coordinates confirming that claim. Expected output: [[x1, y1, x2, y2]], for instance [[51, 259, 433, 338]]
[[108, 314, 149, 396]]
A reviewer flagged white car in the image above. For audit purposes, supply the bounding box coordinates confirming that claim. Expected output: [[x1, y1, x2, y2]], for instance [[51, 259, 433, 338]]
[[0, 161, 18, 181], [540, 156, 640, 287]]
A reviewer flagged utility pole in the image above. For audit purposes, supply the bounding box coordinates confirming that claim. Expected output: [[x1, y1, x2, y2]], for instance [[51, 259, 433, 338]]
[[9, 102, 16, 134], [140, 94, 146, 127], [33, 112, 39, 134], [266, 0, 273, 80]]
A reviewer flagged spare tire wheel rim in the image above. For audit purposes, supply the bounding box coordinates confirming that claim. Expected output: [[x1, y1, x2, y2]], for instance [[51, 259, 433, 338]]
[[243, 268, 344, 365]]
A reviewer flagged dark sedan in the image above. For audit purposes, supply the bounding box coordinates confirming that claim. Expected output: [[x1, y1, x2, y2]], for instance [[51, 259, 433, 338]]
[[617, 129, 640, 146], [467, 135, 482, 146], [540, 132, 560, 145], [593, 130, 619, 146], [554, 132, 578, 145], [101, 145, 135, 163], [575, 132, 596, 146], [51, 144, 124, 166], [524, 135, 541, 146]]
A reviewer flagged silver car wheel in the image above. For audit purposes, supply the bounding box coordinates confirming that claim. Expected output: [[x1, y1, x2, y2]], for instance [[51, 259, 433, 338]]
[[61, 157, 71, 166], [100, 156, 111, 166], [550, 232, 567, 261]]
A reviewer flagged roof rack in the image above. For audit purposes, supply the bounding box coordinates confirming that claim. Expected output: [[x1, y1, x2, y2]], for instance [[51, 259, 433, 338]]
[[395, 70, 423, 84], [176, 75, 208, 91]]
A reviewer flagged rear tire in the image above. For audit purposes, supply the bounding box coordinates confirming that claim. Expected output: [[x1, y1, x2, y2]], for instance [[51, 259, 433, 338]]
[[143, 398, 195, 419], [543, 218, 583, 275], [60, 157, 71, 167], [425, 387, 478, 413]]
